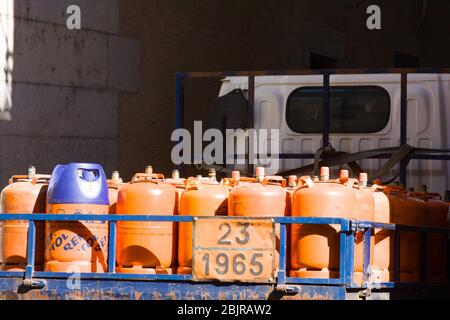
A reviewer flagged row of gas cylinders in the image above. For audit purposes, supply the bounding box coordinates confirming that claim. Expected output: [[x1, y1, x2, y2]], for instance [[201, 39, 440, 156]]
[[0, 164, 449, 283]]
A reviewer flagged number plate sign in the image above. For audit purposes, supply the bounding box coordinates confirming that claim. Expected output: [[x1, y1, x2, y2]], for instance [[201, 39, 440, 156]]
[[192, 217, 276, 283]]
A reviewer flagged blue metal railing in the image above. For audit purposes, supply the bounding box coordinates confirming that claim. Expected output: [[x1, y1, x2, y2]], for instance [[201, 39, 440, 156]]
[[0, 214, 449, 290]]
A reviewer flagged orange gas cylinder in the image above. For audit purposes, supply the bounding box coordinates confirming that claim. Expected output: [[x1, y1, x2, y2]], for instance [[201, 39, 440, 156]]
[[228, 168, 288, 217], [284, 175, 298, 271], [107, 171, 123, 214], [165, 170, 186, 214], [354, 173, 375, 283], [385, 187, 427, 282], [409, 190, 448, 282], [286, 175, 298, 214], [370, 184, 393, 283], [291, 168, 368, 281], [116, 172, 177, 274], [228, 168, 288, 271], [0, 167, 49, 271], [45, 163, 110, 273], [177, 178, 229, 274]]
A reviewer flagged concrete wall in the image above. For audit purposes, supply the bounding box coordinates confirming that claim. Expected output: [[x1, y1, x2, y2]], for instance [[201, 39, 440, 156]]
[[0, 0, 139, 187], [118, 0, 449, 179]]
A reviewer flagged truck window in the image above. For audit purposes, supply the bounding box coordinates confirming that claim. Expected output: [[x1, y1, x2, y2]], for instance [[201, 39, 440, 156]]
[[286, 86, 390, 133]]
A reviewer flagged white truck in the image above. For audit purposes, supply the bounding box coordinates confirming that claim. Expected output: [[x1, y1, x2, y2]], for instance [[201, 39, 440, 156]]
[[214, 73, 450, 197]]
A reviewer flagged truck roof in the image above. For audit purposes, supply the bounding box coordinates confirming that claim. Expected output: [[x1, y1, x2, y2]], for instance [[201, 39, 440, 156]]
[[221, 73, 450, 86]]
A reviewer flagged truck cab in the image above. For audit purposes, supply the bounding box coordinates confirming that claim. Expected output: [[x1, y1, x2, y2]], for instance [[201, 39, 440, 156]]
[[215, 74, 450, 197]]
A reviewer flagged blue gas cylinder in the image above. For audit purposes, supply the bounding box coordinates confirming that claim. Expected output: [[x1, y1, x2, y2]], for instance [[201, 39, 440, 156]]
[[45, 163, 109, 273]]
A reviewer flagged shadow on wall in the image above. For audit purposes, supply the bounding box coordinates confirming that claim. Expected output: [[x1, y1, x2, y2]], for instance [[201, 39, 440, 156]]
[[0, 1, 120, 188]]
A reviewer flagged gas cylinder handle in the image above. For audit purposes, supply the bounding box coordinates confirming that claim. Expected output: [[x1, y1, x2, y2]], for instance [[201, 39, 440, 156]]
[[297, 176, 314, 188], [262, 176, 287, 188], [152, 173, 165, 180], [185, 178, 202, 190], [384, 185, 405, 195], [133, 173, 152, 182], [133, 173, 165, 182], [345, 178, 359, 189], [32, 174, 51, 185], [9, 174, 51, 185], [220, 178, 233, 187], [428, 193, 442, 200], [370, 184, 384, 192], [9, 175, 29, 184], [107, 179, 120, 189]]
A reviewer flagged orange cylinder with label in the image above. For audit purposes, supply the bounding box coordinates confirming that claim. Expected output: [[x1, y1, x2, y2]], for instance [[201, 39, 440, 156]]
[[228, 168, 288, 271], [45, 163, 110, 273], [116, 172, 177, 274], [0, 167, 49, 271], [290, 168, 359, 279], [177, 178, 229, 274]]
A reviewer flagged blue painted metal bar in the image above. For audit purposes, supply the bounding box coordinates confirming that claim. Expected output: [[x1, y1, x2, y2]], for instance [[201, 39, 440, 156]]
[[374, 282, 396, 288], [341, 219, 352, 233], [107, 221, 117, 273], [382, 281, 450, 288], [0, 214, 350, 225], [0, 214, 194, 222], [31, 272, 193, 282], [339, 229, 348, 285], [344, 230, 355, 287], [420, 232, 428, 282], [25, 220, 36, 280], [361, 221, 396, 230], [0, 271, 25, 278], [322, 73, 330, 147], [275, 216, 348, 225], [350, 219, 450, 234], [284, 277, 342, 285], [363, 227, 371, 284], [1, 215, 445, 233], [394, 230, 401, 282], [277, 223, 287, 285]]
